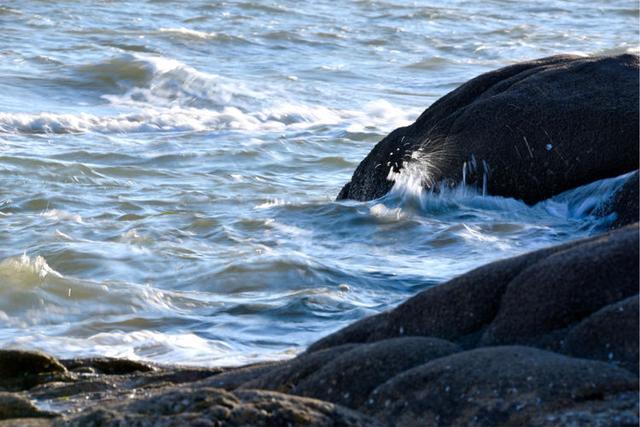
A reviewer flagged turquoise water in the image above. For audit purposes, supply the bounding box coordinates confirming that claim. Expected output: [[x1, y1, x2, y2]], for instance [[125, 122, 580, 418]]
[[0, 0, 637, 366]]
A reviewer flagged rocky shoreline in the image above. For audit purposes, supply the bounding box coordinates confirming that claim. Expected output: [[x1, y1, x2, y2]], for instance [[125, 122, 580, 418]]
[[0, 223, 638, 426], [1, 54, 639, 426]]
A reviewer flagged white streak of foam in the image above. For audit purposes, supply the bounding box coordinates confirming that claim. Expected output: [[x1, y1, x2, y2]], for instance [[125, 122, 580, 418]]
[[0, 102, 402, 135], [5, 330, 293, 367], [255, 198, 288, 209], [41, 209, 83, 224], [158, 27, 218, 40]]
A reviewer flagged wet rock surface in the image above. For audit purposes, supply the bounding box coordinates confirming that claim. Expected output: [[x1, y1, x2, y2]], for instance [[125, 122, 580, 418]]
[[337, 54, 639, 204], [0, 225, 637, 426], [0, 393, 54, 421], [0, 350, 68, 391]]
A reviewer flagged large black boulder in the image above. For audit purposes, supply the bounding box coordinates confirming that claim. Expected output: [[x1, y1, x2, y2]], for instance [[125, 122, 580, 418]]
[[338, 54, 639, 204]]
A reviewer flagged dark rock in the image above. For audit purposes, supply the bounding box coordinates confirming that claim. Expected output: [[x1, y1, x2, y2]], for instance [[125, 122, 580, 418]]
[[338, 54, 639, 204], [308, 225, 638, 354], [479, 225, 639, 349], [129, 368, 223, 388], [594, 171, 639, 229], [239, 344, 359, 393], [365, 346, 638, 427], [234, 389, 382, 427], [198, 361, 285, 391], [0, 350, 67, 391], [0, 419, 52, 427], [527, 391, 639, 427], [60, 358, 155, 375], [562, 296, 639, 373], [29, 380, 117, 400], [0, 392, 55, 420], [292, 337, 460, 409], [60, 387, 380, 427]]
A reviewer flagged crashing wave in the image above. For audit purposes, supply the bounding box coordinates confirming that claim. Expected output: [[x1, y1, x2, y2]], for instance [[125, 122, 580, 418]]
[[0, 53, 418, 135]]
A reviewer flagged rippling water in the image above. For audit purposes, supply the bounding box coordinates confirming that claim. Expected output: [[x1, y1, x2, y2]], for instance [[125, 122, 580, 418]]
[[0, 0, 637, 366]]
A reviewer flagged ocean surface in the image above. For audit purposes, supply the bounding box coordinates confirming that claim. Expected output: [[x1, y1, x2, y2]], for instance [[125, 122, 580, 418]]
[[0, 0, 637, 366]]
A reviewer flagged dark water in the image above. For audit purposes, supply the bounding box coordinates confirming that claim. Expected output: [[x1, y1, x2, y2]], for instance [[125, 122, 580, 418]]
[[0, 0, 637, 365]]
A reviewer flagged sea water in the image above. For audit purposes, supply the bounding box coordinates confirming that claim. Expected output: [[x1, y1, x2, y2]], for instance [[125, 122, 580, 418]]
[[0, 0, 637, 366]]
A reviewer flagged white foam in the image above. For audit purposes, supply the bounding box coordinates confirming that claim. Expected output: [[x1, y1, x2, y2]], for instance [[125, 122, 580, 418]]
[[382, 155, 632, 228], [158, 27, 219, 40], [255, 198, 288, 209], [538, 171, 634, 220], [0, 253, 63, 281], [345, 99, 416, 133], [0, 53, 419, 136], [369, 203, 404, 220], [41, 209, 83, 223], [4, 330, 294, 367], [0, 100, 416, 135]]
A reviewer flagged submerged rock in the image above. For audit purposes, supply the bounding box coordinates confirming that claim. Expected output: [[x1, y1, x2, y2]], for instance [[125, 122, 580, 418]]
[[338, 54, 639, 204]]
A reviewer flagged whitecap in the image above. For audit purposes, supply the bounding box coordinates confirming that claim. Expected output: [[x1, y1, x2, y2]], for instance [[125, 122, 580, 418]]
[[0, 253, 63, 281], [41, 209, 83, 224]]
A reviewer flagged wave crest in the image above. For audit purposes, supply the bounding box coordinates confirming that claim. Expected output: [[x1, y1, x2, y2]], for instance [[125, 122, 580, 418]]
[[1, 54, 418, 135]]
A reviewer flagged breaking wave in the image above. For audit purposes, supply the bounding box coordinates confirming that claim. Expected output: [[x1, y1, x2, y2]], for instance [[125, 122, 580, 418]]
[[0, 54, 416, 135]]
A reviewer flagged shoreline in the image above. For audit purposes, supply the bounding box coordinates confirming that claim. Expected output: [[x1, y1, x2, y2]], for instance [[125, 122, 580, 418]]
[[1, 222, 638, 426]]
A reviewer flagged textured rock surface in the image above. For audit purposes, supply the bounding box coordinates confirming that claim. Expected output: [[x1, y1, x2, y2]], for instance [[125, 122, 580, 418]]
[[60, 388, 380, 427], [0, 350, 68, 391], [244, 338, 460, 409], [563, 296, 639, 373], [479, 225, 639, 348], [237, 345, 359, 393], [292, 337, 459, 408], [338, 54, 640, 204], [0, 393, 54, 420], [365, 346, 638, 427]]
